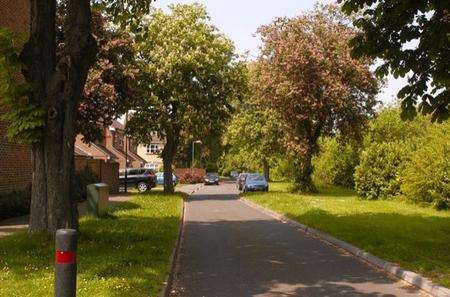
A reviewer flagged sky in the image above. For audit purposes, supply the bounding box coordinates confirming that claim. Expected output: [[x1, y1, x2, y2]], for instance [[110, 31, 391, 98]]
[[153, 0, 406, 105]]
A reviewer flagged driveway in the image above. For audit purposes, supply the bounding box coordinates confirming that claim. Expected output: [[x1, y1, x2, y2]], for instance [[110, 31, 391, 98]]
[[170, 182, 425, 297]]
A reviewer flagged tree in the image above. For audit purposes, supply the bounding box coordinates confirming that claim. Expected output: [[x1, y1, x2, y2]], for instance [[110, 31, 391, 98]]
[[223, 103, 284, 181], [354, 108, 432, 200], [78, 10, 142, 143], [339, 0, 450, 122], [254, 5, 380, 192], [400, 121, 450, 209], [312, 136, 360, 188], [128, 4, 246, 193], [0, 0, 152, 233]]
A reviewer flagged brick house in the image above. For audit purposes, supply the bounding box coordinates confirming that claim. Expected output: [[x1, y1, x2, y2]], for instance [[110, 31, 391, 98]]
[[75, 134, 117, 163], [137, 134, 166, 170], [107, 121, 146, 169], [74, 121, 146, 170], [0, 121, 32, 193], [0, 0, 32, 194]]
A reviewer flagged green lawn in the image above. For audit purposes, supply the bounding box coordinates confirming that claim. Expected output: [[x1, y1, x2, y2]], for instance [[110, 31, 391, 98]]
[[244, 182, 450, 288], [0, 191, 183, 297]]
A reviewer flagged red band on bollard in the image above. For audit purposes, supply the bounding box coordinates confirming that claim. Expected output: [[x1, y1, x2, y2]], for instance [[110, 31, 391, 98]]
[[55, 251, 76, 264]]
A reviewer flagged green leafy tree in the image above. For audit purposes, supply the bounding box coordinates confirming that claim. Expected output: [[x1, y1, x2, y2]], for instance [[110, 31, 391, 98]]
[[223, 104, 284, 181], [312, 137, 360, 188], [128, 4, 246, 193], [400, 122, 450, 209], [355, 141, 410, 200], [340, 0, 450, 122], [354, 108, 430, 199], [254, 5, 380, 193], [0, 0, 152, 233]]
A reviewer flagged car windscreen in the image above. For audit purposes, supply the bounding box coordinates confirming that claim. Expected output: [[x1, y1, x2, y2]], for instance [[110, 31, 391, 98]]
[[247, 175, 265, 181], [206, 173, 218, 178]]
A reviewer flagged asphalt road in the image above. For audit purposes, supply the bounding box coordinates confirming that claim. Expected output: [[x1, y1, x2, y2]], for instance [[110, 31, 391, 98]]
[[170, 182, 425, 297]]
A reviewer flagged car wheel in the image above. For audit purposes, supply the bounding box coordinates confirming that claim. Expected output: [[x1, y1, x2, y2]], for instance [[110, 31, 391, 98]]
[[137, 182, 149, 193]]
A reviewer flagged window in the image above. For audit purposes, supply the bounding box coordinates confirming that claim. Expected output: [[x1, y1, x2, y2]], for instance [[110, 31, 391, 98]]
[[147, 144, 160, 154], [145, 163, 157, 170], [113, 132, 124, 150]]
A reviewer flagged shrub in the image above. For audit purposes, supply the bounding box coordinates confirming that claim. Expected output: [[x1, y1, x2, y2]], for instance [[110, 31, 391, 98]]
[[400, 124, 450, 209], [355, 142, 410, 200], [0, 190, 31, 220], [178, 171, 204, 184], [363, 108, 429, 146], [313, 137, 360, 188], [271, 159, 296, 182], [354, 108, 429, 200], [73, 168, 99, 202]]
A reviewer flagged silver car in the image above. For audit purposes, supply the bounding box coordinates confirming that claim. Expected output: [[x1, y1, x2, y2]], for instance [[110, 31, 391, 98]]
[[243, 173, 269, 192]]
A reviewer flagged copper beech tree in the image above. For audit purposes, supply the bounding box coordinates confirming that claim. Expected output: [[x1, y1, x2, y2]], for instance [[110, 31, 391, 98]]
[[254, 6, 380, 193]]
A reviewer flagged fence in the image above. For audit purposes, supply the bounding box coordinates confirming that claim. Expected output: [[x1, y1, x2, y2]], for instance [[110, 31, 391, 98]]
[[75, 158, 119, 193]]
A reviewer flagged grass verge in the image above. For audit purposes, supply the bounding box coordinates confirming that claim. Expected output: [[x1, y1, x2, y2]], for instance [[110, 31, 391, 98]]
[[0, 191, 183, 297], [244, 182, 450, 288]]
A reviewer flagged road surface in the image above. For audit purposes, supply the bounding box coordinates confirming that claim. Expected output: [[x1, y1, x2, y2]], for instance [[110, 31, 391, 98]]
[[170, 182, 425, 297]]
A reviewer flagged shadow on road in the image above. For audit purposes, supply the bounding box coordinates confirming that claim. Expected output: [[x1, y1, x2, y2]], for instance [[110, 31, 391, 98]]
[[171, 185, 423, 297]]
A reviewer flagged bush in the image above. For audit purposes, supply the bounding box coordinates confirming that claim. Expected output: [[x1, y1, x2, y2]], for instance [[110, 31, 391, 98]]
[[355, 142, 410, 200], [400, 124, 450, 209], [178, 171, 204, 184], [313, 137, 360, 188], [354, 108, 429, 200], [363, 108, 429, 146], [271, 159, 296, 182], [73, 168, 99, 202], [0, 190, 31, 220]]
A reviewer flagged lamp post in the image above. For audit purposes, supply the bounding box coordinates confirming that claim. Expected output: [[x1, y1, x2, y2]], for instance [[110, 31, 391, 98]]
[[191, 140, 202, 168], [124, 111, 129, 194]]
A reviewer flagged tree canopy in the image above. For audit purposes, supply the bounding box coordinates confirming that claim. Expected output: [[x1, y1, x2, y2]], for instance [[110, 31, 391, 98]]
[[222, 66, 285, 180], [78, 10, 142, 143], [340, 0, 450, 122], [254, 5, 380, 192], [127, 4, 247, 193]]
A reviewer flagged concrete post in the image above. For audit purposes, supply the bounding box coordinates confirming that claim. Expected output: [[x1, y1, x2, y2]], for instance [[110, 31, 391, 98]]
[[55, 229, 77, 297]]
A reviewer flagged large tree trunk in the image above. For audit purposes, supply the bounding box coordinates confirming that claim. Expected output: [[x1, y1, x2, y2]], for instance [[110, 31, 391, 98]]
[[22, 0, 97, 233], [162, 127, 178, 194], [292, 148, 317, 194], [262, 159, 270, 182]]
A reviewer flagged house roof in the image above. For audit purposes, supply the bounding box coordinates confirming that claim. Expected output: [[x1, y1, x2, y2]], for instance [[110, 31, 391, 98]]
[[111, 120, 125, 131], [128, 150, 147, 164], [109, 145, 138, 163], [74, 144, 92, 158], [91, 143, 118, 161]]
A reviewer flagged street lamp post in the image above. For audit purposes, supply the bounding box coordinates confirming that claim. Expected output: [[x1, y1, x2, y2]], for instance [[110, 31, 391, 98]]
[[124, 111, 129, 194], [192, 140, 202, 168]]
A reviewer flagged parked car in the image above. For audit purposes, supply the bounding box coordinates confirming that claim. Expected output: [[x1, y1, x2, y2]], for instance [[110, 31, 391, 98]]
[[119, 168, 156, 193], [237, 172, 248, 190], [243, 173, 268, 192], [204, 172, 220, 185], [230, 171, 239, 180], [155, 172, 179, 186]]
